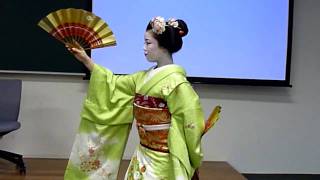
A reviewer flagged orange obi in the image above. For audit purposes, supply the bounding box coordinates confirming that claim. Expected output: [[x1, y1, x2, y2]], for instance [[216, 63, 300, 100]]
[[133, 93, 171, 153]]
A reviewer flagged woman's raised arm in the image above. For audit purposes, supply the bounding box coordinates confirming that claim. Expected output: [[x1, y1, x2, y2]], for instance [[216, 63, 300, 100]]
[[66, 45, 94, 72]]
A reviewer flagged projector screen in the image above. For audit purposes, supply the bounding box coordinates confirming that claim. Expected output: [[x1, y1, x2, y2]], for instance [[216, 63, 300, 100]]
[[92, 0, 293, 86]]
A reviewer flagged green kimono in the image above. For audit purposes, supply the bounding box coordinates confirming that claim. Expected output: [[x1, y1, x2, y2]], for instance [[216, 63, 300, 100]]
[[64, 64, 210, 179]]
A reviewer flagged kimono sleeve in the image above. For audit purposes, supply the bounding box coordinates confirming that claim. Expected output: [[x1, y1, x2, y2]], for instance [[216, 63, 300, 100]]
[[81, 64, 143, 125], [167, 82, 205, 172], [64, 64, 143, 180]]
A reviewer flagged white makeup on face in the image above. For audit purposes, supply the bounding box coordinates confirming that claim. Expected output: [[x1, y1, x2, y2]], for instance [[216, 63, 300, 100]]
[[143, 30, 173, 68], [144, 31, 161, 62]]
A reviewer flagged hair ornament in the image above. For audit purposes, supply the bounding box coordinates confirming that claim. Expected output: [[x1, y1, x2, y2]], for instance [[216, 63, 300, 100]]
[[179, 30, 185, 36], [167, 18, 179, 28], [150, 16, 182, 35], [150, 16, 166, 35]]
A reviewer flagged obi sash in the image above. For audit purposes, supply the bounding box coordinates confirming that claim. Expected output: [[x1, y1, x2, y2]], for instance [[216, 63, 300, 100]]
[[133, 93, 171, 153]]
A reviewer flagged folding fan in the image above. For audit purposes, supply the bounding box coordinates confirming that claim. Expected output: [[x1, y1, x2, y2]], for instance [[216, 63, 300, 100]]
[[38, 8, 116, 50], [202, 105, 222, 136]]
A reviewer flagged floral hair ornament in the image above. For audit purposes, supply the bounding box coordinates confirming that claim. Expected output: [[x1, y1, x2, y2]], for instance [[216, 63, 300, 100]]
[[150, 16, 166, 35], [150, 16, 184, 36], [167, 18, 185, 36], [167, 18, 179, 28]]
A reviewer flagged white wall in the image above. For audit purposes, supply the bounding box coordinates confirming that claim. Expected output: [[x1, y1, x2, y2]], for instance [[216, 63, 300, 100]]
[[1, 0, 319, 174]]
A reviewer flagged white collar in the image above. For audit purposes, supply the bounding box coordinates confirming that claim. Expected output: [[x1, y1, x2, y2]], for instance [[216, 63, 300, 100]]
[[144, 64, 175, 84]]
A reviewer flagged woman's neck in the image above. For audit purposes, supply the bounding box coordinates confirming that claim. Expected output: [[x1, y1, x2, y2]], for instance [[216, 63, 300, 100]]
[[156, 52, 173, 68]]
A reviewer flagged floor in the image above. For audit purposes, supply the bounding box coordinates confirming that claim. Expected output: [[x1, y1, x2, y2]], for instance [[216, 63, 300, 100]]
[[0, 158, 246, 180]]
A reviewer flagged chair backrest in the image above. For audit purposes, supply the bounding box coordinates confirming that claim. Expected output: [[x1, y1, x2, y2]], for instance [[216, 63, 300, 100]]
[[0, 79, 22, 123]]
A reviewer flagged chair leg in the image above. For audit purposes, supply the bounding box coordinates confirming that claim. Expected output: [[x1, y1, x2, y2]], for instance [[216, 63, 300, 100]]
[[0, 150, 26, 175]]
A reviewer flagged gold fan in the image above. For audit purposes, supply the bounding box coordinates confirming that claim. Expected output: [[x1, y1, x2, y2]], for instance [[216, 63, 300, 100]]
[[202, 106, 221, 136], [38, 8, 116, 50]]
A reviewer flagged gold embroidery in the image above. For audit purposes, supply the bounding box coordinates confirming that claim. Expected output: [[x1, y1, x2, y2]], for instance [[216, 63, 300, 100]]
[[134, 104, 171, 153]]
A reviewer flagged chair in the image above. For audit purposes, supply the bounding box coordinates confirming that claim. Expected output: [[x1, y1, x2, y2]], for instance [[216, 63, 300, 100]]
[[0, 79, 25, 174]]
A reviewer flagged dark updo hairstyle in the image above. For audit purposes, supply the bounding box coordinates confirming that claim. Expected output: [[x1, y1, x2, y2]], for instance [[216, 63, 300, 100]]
[[146, 18, 188, 54]]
